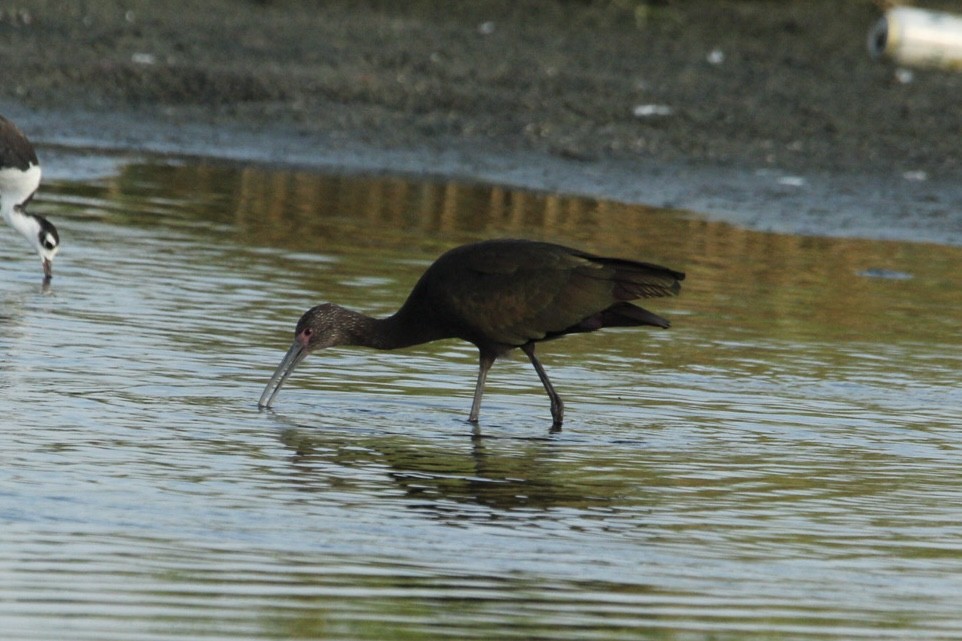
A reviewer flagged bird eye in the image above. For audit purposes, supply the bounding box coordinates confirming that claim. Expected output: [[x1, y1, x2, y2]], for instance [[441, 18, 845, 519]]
[[39, 232, 58, 251]]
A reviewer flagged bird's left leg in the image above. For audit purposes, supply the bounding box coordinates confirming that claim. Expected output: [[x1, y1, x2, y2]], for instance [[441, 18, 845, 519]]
[[521, 343, 564, 427], [469, 352, 496, 423]]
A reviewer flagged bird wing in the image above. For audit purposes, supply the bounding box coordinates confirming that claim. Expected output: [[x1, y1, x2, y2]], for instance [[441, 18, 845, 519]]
[[0, 116, 39, 171], [434, 240, 682, 347]]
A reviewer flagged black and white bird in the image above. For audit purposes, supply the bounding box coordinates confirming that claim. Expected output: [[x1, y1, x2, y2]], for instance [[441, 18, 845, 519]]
[[0, 115, 60, 280]]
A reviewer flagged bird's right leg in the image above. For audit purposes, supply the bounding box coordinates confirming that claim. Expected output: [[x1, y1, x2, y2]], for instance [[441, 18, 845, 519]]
[[469, 352, 496, 423], [521, 343, 564, 427]]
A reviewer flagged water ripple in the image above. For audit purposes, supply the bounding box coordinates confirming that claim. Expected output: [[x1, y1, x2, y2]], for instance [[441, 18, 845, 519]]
[[2, 159, 962, 639]]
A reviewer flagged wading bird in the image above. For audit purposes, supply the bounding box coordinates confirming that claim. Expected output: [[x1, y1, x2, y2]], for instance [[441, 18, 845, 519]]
[[0, 115, 60, 280], [259, 239, 684, 427]]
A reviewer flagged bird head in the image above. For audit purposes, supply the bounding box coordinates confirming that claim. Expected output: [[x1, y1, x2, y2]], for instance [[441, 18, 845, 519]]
[[3, 201, 59, 280], [293, 303, 357, 351], [258, 303, 355, 409], [32, 212, 60, 280]]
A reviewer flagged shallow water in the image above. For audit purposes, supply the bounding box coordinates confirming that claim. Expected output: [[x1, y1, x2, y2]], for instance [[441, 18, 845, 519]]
[[2, 155, 962, 640]]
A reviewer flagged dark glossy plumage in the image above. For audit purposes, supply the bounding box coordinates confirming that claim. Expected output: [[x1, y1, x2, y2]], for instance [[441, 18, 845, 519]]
[[259, 239, 684, 427], [0, 115, 39, 171]]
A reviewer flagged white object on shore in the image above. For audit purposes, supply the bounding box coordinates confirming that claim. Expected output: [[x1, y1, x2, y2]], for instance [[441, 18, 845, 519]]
[[902, 170, 928, 182], [869, 6, 962, 70], [632, 104, 673, 118], [776, 175, 806, 188]]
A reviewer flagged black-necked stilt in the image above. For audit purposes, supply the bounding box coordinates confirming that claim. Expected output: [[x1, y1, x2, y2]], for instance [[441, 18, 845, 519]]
[[0, 115, 60, 280], [258, 239, 684, 427]]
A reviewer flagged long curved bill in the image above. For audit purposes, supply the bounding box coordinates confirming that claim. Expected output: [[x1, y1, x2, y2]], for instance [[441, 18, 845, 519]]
[[258, 341, 309, 409]]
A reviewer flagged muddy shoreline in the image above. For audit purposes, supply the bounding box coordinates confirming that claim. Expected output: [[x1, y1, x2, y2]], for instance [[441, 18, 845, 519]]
[[3, 0, 961, 245]]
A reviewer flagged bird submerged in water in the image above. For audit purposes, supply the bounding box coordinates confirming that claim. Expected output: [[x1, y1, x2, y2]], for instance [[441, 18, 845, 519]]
[[0, 115, 60, 281], [259, 239, 684, 427]]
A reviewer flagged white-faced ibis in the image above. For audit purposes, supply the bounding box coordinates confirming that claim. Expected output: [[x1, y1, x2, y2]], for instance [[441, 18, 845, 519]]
[[0, 115, 60, 281], [259, 239, 684, 427]]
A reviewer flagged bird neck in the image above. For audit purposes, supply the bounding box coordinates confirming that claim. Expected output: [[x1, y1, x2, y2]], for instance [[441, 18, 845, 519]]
[[345, 307, 444, 351], [2, 204, 42, 250], [1, 162, 41, 231]]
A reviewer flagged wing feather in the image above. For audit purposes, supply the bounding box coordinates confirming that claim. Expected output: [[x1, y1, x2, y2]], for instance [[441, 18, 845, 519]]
[[414, 240, 683, 348]]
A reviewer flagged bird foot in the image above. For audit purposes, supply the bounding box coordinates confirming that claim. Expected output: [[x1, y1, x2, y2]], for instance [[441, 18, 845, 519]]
[[550, 402, 564, 429]]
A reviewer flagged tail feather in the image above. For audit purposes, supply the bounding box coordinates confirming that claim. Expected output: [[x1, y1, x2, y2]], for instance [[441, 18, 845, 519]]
[[600, 302, 671, 329], [586, 256, 685, 300]]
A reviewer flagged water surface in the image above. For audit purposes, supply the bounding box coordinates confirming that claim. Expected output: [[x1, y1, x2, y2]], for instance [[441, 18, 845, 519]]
[[2, 156, 961, 640]]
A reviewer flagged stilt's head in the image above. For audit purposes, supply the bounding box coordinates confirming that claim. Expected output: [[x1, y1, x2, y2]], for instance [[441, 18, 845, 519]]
[[7, 207, 60, 280], [0, 116, 60, 280], [37, 215, 60, 280]]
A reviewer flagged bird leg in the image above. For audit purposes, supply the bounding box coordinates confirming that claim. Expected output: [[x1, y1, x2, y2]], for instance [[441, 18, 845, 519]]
[[521, 343, 564, 427], [469, 352, 496, 423]]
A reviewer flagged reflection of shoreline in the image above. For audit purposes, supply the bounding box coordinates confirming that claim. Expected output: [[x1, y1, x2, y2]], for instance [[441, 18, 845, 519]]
[[86, 160, 962, 350], [32, 125, 962, 250], [28, 118, 962, 251]]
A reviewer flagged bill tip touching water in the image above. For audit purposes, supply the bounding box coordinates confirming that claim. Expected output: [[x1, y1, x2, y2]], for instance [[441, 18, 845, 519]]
[[259, 239, 684, 428], [0, 114, 61, 282]]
